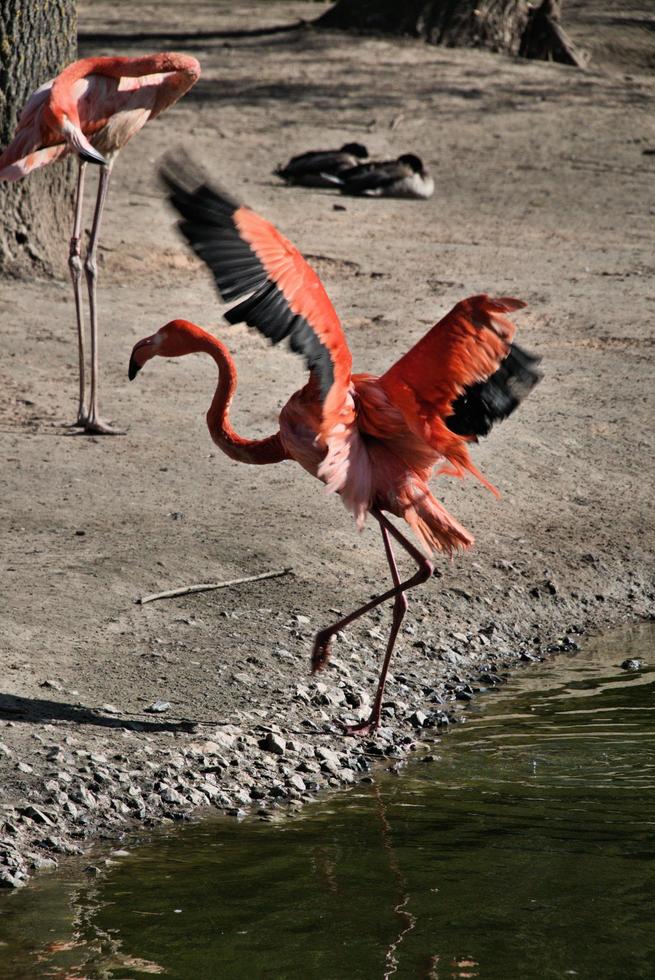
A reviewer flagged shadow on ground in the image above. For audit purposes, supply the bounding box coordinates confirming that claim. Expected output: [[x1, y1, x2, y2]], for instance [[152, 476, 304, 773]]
[[0, 693, 196, 733]]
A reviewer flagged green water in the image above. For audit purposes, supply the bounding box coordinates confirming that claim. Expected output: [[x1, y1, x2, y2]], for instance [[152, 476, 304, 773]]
[[1, 625, 653, 980]]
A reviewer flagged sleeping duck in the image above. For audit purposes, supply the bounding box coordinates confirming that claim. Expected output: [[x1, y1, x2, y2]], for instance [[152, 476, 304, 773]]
[[327, 154, 434, 199], [274, 142, 368, 188]]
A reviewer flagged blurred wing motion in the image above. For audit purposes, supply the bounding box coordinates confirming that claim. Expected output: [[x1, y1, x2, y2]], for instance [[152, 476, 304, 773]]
[[380, 295, 541, 491], [160, 156, 353, 423]]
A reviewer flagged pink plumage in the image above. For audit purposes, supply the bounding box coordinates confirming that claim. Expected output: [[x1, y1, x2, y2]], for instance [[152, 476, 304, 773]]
[[129, 166, 541, 736], [0, 54, 200, 434]]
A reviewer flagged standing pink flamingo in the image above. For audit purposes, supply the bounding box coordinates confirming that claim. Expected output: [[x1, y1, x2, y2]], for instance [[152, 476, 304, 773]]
[[129, 162, 541, 735], [0, 54, 200, 433]]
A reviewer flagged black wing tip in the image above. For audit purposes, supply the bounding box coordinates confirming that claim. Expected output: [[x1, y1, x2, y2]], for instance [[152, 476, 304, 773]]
[[446, 344, 542, 438], [159, 149, 242, 216], [160, 152, 337, 404]]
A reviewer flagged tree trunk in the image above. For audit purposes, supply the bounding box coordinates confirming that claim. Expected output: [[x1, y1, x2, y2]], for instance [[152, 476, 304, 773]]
[[317, 0, 530, 55], [520, 0, 588, 68], [0, 0, 77, 277], [317, 0, 586, 66]]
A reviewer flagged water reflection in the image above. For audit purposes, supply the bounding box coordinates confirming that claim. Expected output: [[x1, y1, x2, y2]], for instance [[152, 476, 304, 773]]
[[0, 624, 653, 979]]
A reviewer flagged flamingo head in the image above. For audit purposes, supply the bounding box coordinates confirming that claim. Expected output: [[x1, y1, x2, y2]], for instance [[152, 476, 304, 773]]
[[128, 319, 207, 380], [42, 100, 107, 167]]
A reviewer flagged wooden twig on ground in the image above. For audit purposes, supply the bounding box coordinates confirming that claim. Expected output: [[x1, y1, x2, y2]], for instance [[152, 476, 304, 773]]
[[135, 567, 293, 605]]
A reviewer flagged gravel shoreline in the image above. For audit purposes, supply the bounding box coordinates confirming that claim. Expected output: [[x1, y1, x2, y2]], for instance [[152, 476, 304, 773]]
[[1, 607, 646, 890]]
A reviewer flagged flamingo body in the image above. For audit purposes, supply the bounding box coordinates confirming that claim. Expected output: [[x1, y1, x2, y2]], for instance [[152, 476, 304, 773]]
[[0, 55, 200, 178], [0, 54, 200, 433], [131, 159, 541, 733]]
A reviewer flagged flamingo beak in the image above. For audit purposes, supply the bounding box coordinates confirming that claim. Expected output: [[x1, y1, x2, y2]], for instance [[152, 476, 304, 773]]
[[128, 337, 155, 380], [62, 119, 107, 167], [128, 353, 141, 381], [79, 144, 108, 167]]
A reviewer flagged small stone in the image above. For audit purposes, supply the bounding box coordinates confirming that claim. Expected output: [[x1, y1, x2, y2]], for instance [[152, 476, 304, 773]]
[[145, 700, 171, 714], [160, 786, 186, 805], [40, 836, 82, 855], [19, 805, 54, 826], [409, 710, 429, 729], [100, 704, 120, 715], [530, 578, 558, 598], [30, 855, 58, 872], [259, 732, 285, 756], [16, 762, 34, 774], [620, 658, 642, 671], [40, 679, 63, 691], [70, 785, 96, 809], [287, 774, 306, 793], [210, 728, 239, 750], [0, 870, 26, 889], [0, 742, 12, 758], [315, 746, 341, 772], [199, 781, 222, 800], [296, 760, 320, 775], [186, 788, 209, 806]]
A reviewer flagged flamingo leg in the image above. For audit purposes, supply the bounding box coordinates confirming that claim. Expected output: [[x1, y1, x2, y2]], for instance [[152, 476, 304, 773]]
[[68, 161, 88, 426], [83, 163, 123, 435], [312, 508, 433, 736]]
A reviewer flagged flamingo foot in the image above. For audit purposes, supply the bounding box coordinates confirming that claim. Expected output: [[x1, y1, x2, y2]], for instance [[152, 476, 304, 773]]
[[341, 714, 380, 738], [83, 416, 125, 436], [62, 410, 88, 429], [311, 631, 332, 674]]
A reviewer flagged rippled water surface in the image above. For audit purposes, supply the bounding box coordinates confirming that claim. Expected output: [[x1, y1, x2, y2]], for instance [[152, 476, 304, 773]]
[[1, 624, 653, 979]]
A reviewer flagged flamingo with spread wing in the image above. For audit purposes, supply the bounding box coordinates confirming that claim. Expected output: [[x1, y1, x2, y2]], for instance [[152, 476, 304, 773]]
[[129, 160, 541, 734], [0, 54, 200, 433]]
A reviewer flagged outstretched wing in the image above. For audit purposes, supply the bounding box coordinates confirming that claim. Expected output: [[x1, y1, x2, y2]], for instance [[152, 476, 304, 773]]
[[161, 157, 352, 411], [380, 295, 541, 491]]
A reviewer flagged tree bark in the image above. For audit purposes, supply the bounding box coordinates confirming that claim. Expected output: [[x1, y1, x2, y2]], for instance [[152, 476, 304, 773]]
[[317, 0, 586, 66], [317, 0, 530, 54], [0, 0, 77, 277], [520, 0, 588, 68]]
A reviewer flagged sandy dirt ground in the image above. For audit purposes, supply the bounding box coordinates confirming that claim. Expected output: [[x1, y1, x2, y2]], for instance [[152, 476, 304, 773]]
[[0, 1, 653, 887]]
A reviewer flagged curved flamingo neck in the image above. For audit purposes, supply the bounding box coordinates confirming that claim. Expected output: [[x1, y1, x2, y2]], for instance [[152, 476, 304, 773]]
[[55, 54, 200, 85], [190, 328, 286, 466], [51, 54, 200, 124]]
